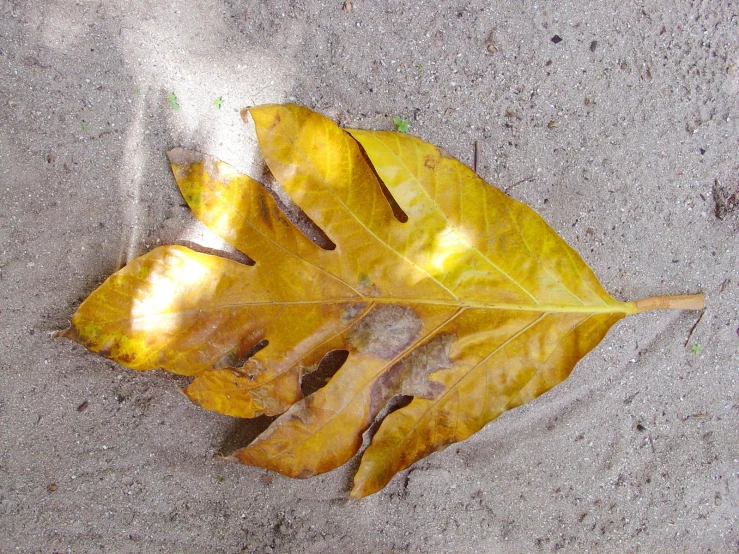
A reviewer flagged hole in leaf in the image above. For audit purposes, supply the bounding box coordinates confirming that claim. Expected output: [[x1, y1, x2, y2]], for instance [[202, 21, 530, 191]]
[[213, 339, 268, 370], [353, 139, 409, 223], [236, 339, 269, 366], [365, 394, 413, 448], [339, 393, 415, 493], [219, 414, 277, 454], [366, 394, 413, 445], [260, 166, 337, 250], [300, 349, 349, 396], [174, 240, 255, 266], [388, 394, 413, 412]]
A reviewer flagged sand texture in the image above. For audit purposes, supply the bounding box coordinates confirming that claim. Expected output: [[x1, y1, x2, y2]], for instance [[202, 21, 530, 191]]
[[1, 0, 738, 552]]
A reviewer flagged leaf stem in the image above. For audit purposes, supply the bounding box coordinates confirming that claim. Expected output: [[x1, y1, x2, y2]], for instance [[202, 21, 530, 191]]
[[631, 293, 705, 313]]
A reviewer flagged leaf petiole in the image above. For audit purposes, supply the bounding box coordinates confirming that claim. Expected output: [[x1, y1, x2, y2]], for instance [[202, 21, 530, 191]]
[[631, 294, 705, 313]]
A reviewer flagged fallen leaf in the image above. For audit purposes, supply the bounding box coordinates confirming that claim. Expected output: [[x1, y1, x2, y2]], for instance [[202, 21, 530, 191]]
[[59, 104, 703, 498]]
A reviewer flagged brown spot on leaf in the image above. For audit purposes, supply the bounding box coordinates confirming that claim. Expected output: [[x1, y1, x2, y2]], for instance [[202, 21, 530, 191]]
[[423, 155, 437, 170], [341, 302, 367, 323], [257, 193, 271, 224], [349, 305, 423, 359], [117, 352, 136, 364], [369, 334, 453, 414], [301, 349, 349, 396], [241, 357, 269, 377], [397, 334, 453, 398]]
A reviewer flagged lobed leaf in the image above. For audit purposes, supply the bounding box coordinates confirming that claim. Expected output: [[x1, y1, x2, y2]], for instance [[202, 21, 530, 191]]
[[61, 104, 703, 497]]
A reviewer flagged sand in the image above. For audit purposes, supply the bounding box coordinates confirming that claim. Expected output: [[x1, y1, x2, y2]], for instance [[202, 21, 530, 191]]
[[1, 0, 737, 552]]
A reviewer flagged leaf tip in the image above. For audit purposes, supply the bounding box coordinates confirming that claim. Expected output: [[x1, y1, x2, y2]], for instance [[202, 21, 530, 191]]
[[349, 468, 382, 500], [50, 328, 72, 340], [349, 481, 374, 500], [239, 107, 252, 123]]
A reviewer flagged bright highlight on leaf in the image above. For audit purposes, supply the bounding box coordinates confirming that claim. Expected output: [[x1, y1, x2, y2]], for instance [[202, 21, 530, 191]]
[[59, 103, 704, 498]]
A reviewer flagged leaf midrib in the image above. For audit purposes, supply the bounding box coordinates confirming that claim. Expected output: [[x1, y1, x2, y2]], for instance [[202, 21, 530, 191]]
[[93, 296, 633, 326]]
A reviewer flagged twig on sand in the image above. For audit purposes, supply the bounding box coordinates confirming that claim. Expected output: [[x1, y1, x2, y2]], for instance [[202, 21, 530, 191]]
[[684, 311, 705, 347], [504, 175, 535, 195]]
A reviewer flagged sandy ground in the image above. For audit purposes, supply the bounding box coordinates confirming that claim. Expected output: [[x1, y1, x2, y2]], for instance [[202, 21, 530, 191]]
[[1, 0, 738, 552]]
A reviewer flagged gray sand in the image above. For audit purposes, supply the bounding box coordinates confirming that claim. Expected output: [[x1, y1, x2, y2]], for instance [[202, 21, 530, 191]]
[[1, 1, 738, 552]]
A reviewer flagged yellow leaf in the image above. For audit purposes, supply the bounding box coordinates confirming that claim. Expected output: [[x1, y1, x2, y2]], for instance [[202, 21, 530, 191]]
[[60, 103, 703, 497]]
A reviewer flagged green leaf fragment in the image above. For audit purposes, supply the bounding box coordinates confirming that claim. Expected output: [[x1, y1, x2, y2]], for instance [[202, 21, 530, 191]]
[[168, 92, 180, 110], [393, 116, 409, 134]]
